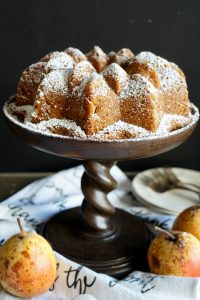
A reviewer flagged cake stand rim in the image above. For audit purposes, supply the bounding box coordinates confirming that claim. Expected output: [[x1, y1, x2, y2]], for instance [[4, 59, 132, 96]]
[[3, 98, 199, 145]]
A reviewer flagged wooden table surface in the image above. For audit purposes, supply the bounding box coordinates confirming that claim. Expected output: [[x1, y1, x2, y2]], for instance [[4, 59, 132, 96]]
[[0, 173, 52, 201]]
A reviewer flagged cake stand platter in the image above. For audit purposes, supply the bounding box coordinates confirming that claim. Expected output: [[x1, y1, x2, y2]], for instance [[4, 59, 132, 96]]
[[3, 100, 199, 278]]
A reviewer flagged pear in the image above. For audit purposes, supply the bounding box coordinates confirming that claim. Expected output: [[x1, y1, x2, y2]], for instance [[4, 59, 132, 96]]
[[147, 226, 200, 276], [173, 205, 200, 240], [0, 218, 57, 298]]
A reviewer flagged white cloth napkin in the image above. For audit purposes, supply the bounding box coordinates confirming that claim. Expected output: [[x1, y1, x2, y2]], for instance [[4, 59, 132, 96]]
[[0, 165, 199, 300]]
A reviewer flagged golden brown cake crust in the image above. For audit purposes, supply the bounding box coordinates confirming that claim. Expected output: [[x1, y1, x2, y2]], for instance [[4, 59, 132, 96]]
[[64, 47, 87, 64], [108, 48, 134, 68], [103, 63, 128, 94], [16, 62, 45, 106], [14, 46, 191, 139], [86, 46, 109, 72], [126, 59, 160, 89], [119, 74, 162, 131], [81, 74, 120, 134], [31, 70, 68, 123]]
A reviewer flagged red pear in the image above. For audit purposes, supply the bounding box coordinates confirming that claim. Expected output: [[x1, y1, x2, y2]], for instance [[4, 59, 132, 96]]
[[147, 227, 200, 276], [173, 205, 200, 240]]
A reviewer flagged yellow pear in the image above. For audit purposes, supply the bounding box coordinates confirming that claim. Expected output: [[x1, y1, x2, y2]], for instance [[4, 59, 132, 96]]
[[148, 226, 200, 276], [0, 218, 57, 298], [173, 205, 200, 240]]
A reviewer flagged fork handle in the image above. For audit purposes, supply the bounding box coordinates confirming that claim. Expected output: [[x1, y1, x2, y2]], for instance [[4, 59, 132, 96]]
[[176, 185, 200, 199], [176, 182, 200, 191], [181, 182, 200, 190]]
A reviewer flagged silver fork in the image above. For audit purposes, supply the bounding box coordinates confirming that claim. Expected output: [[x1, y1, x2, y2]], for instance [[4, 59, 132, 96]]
[[143, 167, 200, 198]]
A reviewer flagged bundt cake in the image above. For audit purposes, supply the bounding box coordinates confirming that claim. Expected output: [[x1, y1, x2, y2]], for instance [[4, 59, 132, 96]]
[[9, 46, 192, 140]]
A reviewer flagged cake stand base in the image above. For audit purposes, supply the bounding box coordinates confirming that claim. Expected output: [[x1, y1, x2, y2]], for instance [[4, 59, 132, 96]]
[[42, 207, 154, 279]]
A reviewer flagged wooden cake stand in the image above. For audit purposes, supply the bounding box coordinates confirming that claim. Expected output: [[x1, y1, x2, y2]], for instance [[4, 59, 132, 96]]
[[4, 100, 199, 278]]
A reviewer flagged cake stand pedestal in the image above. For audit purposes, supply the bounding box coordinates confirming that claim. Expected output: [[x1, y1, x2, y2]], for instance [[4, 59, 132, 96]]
[[42, 161, 153, 278], [4, 100, 199, 278]]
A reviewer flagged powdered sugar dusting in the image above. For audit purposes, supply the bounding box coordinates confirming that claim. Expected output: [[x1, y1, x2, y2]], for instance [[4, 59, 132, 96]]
[[103, 63, 127, 79], [103, 63, 127, 86], [6, 101, 86, 138], [37, 70, 68, 95], [44, 52, 73, 72], [156, 114, 191, 134], [136, 51, 186, 92], [72, 75, 93, 97], [119, 74, 157, 99], [67, 61, 95, 96], [41, 51, 62, 62], [18, 62, 45, 89], [11, 47, 197, 142], [69, 61, 95, 86], [65, 47, 86, 63], [159, 67, 186, 92], [136, 51, 168, 68], [71, 61, 95, 75], [29, 118, 86, 138], [93, 121, 149, 140], [8, 102, 34, 122], [72, 72, 111, 99], [16, 61, 46, 103], [5, 101, 198, 142], [90, 46, 106, 57], [88, 74, 111, 97]]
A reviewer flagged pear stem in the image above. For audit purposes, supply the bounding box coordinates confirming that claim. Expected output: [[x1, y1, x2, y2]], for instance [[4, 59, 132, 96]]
[[17, 218, 27, 237], [154, 226, 176, 241]]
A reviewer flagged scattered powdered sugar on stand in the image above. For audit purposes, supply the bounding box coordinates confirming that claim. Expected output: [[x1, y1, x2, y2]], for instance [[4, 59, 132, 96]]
[[4, 100, 199, 142]]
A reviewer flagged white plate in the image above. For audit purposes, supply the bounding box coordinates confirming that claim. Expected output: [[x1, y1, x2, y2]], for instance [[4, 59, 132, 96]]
[[132, 168, 200, 215]]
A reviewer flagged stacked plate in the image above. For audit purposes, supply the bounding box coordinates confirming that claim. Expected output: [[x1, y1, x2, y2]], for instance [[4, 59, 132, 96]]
[[132, 167, 200, 215]]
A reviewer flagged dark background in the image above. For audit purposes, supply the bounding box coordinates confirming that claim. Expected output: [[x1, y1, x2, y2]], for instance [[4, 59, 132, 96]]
[[0, 0, 199, 172]]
